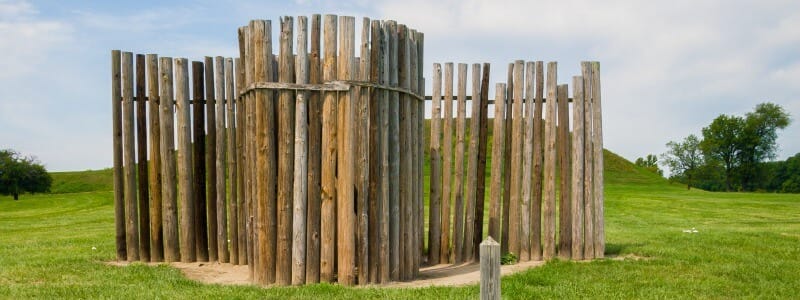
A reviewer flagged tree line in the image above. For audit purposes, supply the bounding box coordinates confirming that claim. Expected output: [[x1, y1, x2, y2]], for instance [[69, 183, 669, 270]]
[[654, 102, 794, 192], [0, 149, 52, 200]]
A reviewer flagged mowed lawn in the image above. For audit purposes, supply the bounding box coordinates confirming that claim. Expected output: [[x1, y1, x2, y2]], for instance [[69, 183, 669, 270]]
[[1, 151, 799, 299]]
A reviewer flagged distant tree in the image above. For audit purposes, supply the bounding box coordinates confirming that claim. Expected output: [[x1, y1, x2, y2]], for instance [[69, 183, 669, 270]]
[[635, 154, 663, 176], [0, 149, 52, 200], [736, 103, 790, 191], [700, 115, 744, 191], [661, 135, 703, 189]]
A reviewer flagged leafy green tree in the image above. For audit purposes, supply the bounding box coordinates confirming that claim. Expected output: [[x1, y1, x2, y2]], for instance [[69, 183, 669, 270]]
[[635, 154, 663, 176], [700, 115, 744, 191], [0, 149, 52, 200], [661, 135, 703, 189], [736, 103, 790, 191]]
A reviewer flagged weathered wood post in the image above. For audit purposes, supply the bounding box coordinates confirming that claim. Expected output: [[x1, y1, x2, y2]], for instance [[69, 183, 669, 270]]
[[480, 237, 501, 300], [111, 50, 126, 261]]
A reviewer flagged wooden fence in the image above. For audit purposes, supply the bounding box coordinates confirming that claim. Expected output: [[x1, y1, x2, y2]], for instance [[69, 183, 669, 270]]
[[111, 14, 603, 287]]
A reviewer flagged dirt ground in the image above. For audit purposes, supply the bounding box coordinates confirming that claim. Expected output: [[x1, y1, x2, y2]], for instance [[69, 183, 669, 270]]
[[108, 259, 546, 288]]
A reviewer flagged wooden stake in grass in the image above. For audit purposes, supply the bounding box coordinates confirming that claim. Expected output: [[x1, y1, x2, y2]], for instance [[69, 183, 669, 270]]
[[214, 56, 229, 263], [111, 50, 126, 261], [557, 83, 571, 260], [570, 76, 585, 260], [121, 51, 140, 262], [542, 62, 557, 260], [581, 62, 595, 260], [146, 53, 164, 263], [175, 57, 196, 262], [591, 62, 604, 259], [135, 54, 151, 262], [191, 60, 209, 262], [159, 57, 180, 262], [509, 60, 524, 260]]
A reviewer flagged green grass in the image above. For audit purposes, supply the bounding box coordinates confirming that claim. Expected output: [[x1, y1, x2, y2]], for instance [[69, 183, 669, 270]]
[[2, 148, 799, 298]]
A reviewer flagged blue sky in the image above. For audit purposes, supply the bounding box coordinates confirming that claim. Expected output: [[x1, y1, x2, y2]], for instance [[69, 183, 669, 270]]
[[1, 0, 798, 172]]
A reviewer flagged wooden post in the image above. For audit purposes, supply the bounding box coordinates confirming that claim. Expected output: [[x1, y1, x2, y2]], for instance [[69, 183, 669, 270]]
[[320, 14, 338, 283], [225, 57, 238, 265], [276, 16, 296, 286], [336, 15, 356, 286], [111, 50, 126, 261], [410, 29, 420, 278], [452, 63, 468, 264], [175, 57, 196, 262], [367, 18, 383, 283], [464, 63, 481, 262], [379, 21, 391, 283], [305, 13, 322, 284], [439, 62, 453, 265], [121, 52, 140, 262], [415, 31, 425, 277], [591, 62, 604, 259], [508, 60, 524, 260], [146, 53, 164, 262], [488, 83, 506, 243], [473, 62, 491, 261], [428, 63, 442, 265], [500, 63, 513, 255], [480, 237, 501, 300], [292, 15, 309, 286], [397, 24, 411, 280], [387, 20, 400, 281], [542, 62, 557, 260], [192, 60, 209, 262], [235, 56, 247, 266], [356, 17, 370, 285], [520, 61, 535, 262], [557, 83, 571, 259], [581, 62, 594, 260], [242, 25, 254, 275], [136, 54, 151, 262], [530, 61, 544, 261], [214, 56, 229, 263], [159, 57, 180, 262], [570, 76, 585, 260], [205, 56, 218, 263]]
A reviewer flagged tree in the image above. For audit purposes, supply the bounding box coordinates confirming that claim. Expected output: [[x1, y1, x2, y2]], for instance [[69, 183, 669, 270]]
[[635, 154, 663, 176], [700, 115, 743, 191], [0, 149, 52, 200], [737, 103, 790, 191], [661, 134, 703, 189]]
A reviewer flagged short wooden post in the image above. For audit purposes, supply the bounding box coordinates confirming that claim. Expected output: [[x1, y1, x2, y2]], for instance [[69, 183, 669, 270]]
[[480, 237, 501, 300]]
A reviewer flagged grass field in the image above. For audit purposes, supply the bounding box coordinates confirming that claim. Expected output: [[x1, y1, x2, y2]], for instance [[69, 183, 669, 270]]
[[1, 151, 799, 299]]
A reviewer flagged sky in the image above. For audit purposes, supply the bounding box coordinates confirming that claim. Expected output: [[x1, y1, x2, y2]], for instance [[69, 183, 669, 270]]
[[0, 0, 798, 172]]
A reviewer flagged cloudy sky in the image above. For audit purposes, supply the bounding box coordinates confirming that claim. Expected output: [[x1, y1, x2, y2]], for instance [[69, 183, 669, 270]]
[[1, 0, 798, 172]]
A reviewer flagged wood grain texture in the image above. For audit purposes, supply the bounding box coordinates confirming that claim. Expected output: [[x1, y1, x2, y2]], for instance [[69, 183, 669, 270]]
[[292, 16, 309, 285], [356, 17, 370, 285], [542, 62, 557, 260], [214, 56, 229, 263], [367, 18, 382, 283], [225, 57, 238, 265], [175, 57, 196, 262], [121, 52, 140, 262], [146, 54, 163, 262], [276, 17, 296, 285], [452, 63, 467, 264], [500, 63, 512, 255], [557, 83, 571, 260], [336, 15, 356, 285], [519, 61, 534, 262], [464, 63, 481, 262], [439, 62, 453, 264], [204, 57, 218, 262], [379, 21, 391, 283], [320, 14, 338, 283], [591, 62, 604, 259], [530, 61, 544, 261], [305, 14, 322, 284], [111, 50, 126, 261], [192, 60, 209, 262], [159, 57, 179, 262], [488, 83, 506, 243], [473, 62, 491, 261], [235, 56, 247, 265], [479, 237, 501, 300], [408, 29, 420, 278], [386, 20, 400, 281], [428, 63, 442, 266], [397, 23, 412, 281], [508, 60, 524, 260], [135, 54, 151, 262], [581, 62, 595, 260], [570, 76, 585, 260]]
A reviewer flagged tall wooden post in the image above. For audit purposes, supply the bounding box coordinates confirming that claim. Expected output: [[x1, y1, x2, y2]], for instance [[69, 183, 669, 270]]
[[159, 57, 180, 262], [121, 51, 140, 262], [135, 54, 151, 262], [320, 14, 338, 283], [175, 57, 196, 262], [111, 50, 127, 261]]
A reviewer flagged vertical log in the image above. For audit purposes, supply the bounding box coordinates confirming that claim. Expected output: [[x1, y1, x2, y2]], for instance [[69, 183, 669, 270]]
[[146, 53, 164, 262], [428, 63, 442, 266], [368, 18, 382, 283], [175, 57, 196, 262], [488, 83, 506, 242], [397, 24, 410, 280], [378, 21, 391, 283], [464, 63, 481, 262], [320, 14, 338, 283], [356, 17, 370, 285], [500, 63, 513, 255], [591, 62, 604, 259], [452, 63, 467, 264], [336, 15, 356, 286], [214, 56, 229, 263], [205, 56, 218, 263], [416, 32, 425, 273], [570, 76, 585, 260], [509, 60, 524, 260], [276, 16, 296, 286], [519, 61, 535, 262], [557, 83, 571, 259], [473, 62, 491, 260], [530, 61, 544, 260], [192, 60, 209, 262], [542, 62, 557, 260], [408, 29, 420, 278], [306, 14, 323, 284], [581, 62, 595, 259], [439, 62, 453, 265], [387, 20, 400, 281], [292, 15, 309, 285], [136, 54, 151, 262], [159, 57, 180, 262], [480, 237, 501, 300], [242, 25, 255, 275], [225, 57, 238, 264], [121, 52, 140, 262], [235, 56, 247, 265], [111, 50, 126, 261]]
